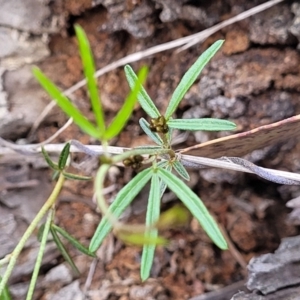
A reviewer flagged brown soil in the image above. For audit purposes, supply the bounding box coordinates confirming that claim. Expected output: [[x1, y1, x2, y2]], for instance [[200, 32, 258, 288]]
[[2, 1, 300, 299]]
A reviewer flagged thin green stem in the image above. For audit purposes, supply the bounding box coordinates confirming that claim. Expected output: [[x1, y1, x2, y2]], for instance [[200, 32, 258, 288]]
[[0, 173, 65, 295], [95, 164, 121, 228], [160, 133, 170, 147], [26, 208, 54, 300], [95, 164, 137, 231]]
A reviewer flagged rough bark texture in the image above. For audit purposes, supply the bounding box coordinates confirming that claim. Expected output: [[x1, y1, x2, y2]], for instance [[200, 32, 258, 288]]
[[1, 1, 300, 299]]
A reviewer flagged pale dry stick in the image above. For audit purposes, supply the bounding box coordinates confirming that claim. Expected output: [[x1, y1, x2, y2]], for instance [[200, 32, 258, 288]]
[[217, 221, 248, 272], [0, 118, 73, 155], [41, 117, 74, 145], [29, 0, 284, 135], [179, 154, 300, 184], [222, 157, 299, 185], [83, 257, 98, 293], [0, 180, 39, 192], [0, 137, 126, 156], [178, 0, 284, 51], [208, 212, 247, 273], [1, 138, 300, 185]]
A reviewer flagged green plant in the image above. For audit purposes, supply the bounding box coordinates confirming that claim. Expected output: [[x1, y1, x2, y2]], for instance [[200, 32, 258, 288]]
[[0, 26, 234, 298], [0, 277, 11, 300], [0, 25, 147, 299], [90, 39, 236, 280]]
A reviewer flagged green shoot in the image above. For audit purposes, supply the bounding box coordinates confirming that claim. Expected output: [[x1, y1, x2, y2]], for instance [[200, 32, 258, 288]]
[[124, 65, 160, 118], [104, 66, 148, 139], [141, 173, 161, 281], [33, 67, 100, 138], [74, 25, 105, 133], [165, 40, 224, 119], [157, 167, 227, 249], [167, 118, 237, 131]]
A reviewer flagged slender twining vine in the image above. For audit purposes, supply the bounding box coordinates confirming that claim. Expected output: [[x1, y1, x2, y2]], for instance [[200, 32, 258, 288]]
[[0, 25, 237, 298]]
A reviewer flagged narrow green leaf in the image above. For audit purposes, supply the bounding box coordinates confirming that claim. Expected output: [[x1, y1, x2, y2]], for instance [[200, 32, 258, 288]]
[[160, 162, 171, 198], [51, 224, 96, 257], [58, 143, 70, 170], [62, 172, 92, 181], [165, 40, 224, 119], [104, 66, 148, 139], [37, 223, 46, 242], [75, 25, 105, 133], [141, 173, 161, 281], [41, 147, 59, 170], [167, 118, 236, 131], [33, 67, 100, 138], [124, 65, 160, 118], [50, 227, 80, 275], [89, 167, 153, 252], [157, 161, 169, 168], [139, 118, 163, 146], [0, 277, 12, 300], [157, 167, 227, 250], [172, 160, 190, 181]]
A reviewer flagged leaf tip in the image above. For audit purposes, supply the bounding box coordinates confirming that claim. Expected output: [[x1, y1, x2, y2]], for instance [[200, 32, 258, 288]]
[[218, 241, 228, 250], [141, 274, 149, 282]]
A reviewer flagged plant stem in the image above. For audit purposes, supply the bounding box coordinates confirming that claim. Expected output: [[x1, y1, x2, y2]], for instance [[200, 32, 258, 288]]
[[95, 164, 119, 225], [161, 133, 169, 146], [95, 164, 110, 214], [0, 173, 65, 295], [26, 208, 54, 300]]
